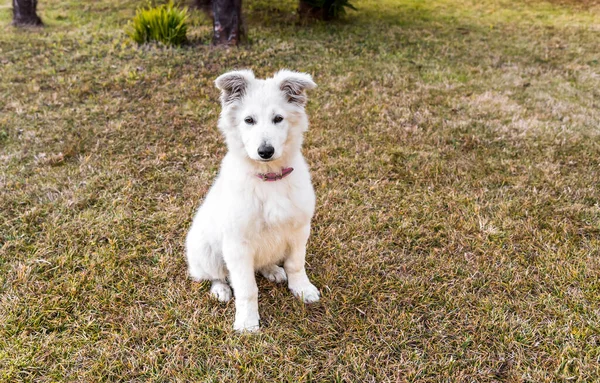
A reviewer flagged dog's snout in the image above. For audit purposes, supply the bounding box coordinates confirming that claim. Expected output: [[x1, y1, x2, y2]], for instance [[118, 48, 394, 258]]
[[257, 143, 275, 159]]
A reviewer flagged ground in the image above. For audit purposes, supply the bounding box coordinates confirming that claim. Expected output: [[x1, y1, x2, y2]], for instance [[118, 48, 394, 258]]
[[1, 0, 599, 381]]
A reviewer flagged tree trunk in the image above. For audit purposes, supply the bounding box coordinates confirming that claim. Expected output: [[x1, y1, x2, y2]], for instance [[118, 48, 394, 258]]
[[298, 0, 335, 21], [212, 0, 244, 46], [298, 1, 323, 20], [194, 0, 213, 19], [12, 0, 43, 26]]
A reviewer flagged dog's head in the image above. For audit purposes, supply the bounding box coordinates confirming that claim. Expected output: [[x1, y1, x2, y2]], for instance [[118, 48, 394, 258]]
[[215, 69, 316, 163]]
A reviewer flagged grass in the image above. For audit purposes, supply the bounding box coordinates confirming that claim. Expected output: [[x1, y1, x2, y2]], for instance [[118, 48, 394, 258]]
[[1, 0, 599, 381]]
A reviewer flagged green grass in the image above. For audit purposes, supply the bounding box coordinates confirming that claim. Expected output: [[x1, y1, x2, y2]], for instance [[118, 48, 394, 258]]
[[1, 0, 600, 381]]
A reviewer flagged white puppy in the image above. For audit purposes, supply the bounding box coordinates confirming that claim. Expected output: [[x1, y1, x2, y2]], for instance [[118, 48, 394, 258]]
[[185, 69, 319, 332]]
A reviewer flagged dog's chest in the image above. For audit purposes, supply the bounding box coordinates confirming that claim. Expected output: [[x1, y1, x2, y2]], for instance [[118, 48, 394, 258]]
[[256, 188, 307, 229], [247, 188, 310, 268]]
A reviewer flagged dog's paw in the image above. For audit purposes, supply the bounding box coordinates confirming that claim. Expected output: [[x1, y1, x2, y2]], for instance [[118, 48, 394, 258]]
[[233, 322, 260, 333], [210, 281, 232, 303], [233, 315, 260, 333], [290, 282, 320, 303], [259, 265, 287, 284]]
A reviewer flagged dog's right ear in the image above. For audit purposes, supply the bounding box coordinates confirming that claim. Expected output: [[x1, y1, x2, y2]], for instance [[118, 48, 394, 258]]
[[215, 70, 255, 105]]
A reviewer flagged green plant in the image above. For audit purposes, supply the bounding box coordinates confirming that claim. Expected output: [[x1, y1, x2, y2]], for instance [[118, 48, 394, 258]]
[[127, 1, 188, 46], [326, 0, 357, 18]]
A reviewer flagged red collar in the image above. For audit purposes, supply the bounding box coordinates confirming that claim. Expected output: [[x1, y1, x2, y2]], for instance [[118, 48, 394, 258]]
[[256, 167, 294, 182]]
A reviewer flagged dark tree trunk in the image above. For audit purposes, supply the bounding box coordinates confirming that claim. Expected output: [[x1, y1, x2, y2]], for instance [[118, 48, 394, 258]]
[[322, 0, 335, 20], [298, 1, 322, 20], [12, 0, 43, 26], [194, 0, 213, 19], [298, 0, 335, 21], [212, 0, 244, 46]]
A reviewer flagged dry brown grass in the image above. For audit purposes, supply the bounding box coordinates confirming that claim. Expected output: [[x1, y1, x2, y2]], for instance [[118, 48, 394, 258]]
[[1, 0, 599, 381]]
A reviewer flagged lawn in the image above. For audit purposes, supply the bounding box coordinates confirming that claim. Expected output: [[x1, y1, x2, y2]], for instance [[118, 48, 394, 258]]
[[1, 0, 599, 381]]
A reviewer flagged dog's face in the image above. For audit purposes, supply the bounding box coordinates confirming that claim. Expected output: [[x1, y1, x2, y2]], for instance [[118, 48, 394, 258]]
[[215, 70, 316, 163]]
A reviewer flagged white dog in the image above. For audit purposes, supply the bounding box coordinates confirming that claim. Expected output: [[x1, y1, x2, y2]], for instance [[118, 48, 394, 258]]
[[185, 69, 319, 332]]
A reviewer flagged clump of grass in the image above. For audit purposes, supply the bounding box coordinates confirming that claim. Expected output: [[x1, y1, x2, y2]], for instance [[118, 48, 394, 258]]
[[127, 1, 188, 46]]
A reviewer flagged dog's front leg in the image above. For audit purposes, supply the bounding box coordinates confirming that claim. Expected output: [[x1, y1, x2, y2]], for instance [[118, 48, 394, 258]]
[[285, 225, 320, 303], [223, 240, 260, 332]]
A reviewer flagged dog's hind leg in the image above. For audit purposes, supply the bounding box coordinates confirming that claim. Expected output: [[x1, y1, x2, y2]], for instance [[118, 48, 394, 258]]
[[187, 245, 226, 279], [259, 264, 287, 284], [188, 247, 232, 302], [186, 235, 228, 284], [186, 233, 232, 302], [210, 280, 232, 302]]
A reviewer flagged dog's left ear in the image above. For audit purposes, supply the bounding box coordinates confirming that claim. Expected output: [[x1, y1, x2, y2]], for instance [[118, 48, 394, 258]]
[[274, 70, 317, 106]]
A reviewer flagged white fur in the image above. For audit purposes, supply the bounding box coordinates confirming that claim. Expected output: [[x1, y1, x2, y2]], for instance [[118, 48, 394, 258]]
[[185, 69, 319, 332]]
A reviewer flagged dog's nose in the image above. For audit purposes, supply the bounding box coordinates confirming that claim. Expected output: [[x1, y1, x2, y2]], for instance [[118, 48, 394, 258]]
[[257, 144, 275, 159]]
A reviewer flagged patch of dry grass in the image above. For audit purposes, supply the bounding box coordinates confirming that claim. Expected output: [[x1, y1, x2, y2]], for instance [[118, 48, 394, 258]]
[[1, 0, 599, 381]]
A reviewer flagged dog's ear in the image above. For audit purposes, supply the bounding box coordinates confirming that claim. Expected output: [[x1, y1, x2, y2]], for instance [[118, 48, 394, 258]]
[[274, 70, 317, 106], [215, 70, 255, 105]]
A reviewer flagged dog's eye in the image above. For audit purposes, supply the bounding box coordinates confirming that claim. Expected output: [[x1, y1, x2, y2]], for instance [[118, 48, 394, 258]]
[[273, 115, 284, 124], [244, 117, 255, 125]]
